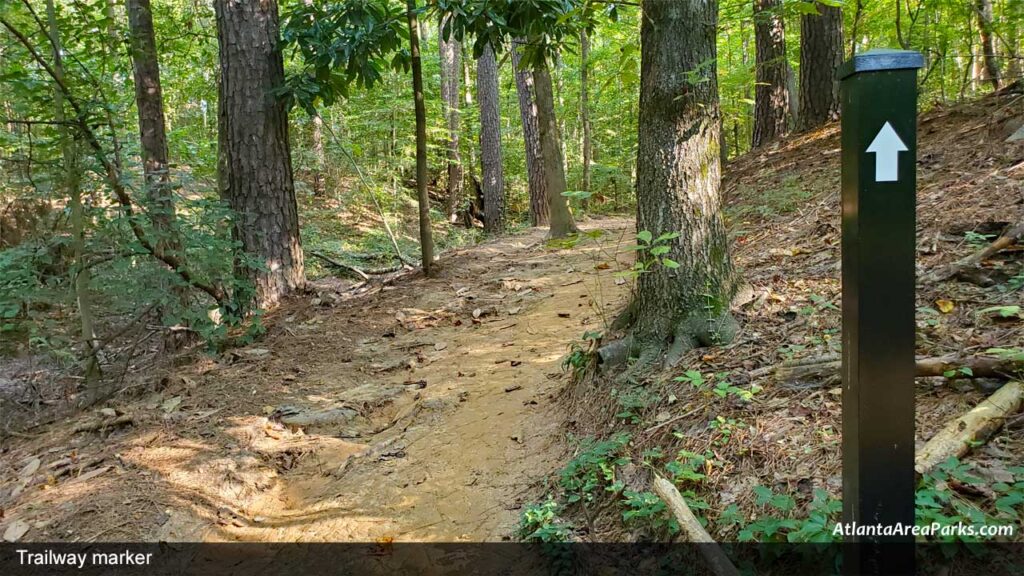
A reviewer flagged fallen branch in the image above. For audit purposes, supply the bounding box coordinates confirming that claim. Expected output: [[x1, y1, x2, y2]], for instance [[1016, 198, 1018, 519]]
[[926, 220, 1024, 283], [310, 251, 370, 281], [771, 354, 1024, 385], [652, 475, 740, 576], [915, 381, 1024, 475], [72, 414, 134, 434]]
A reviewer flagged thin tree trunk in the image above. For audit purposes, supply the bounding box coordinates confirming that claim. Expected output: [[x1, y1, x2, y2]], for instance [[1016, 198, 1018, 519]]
[[512, 39, 548, 226], [462, 44, 477, 194], [214, 0, 304, 310], [476, 42, 504, 234], [46, 0, 100, 384], [533, 57, 577, 238], [580, 28, 593, 205], [752, 0, 789, 148], [438, 13, 463, 222], [406, 0, 434, 274], [311, 114, 326, 195], [630, 0, 736, 364], [798, 2, 843, 131], [975, 0, 1001, 90], [127, 0, 185, 346]]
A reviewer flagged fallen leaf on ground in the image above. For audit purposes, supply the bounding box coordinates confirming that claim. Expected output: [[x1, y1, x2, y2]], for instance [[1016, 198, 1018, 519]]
[[935, 299, 955, 314], [19, 458, 40, 478], [162, 396, 183, 413]]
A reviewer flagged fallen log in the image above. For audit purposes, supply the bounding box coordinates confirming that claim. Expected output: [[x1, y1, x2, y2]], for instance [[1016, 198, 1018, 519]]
[[652, 475, 740, 576], [926, 220, 1024, 283], [915, 381, 1024, 475], [72, 414, 134, 434], [772, 354, 1024, 385]]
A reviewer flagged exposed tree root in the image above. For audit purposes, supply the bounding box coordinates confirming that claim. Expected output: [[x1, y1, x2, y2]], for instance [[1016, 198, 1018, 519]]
[[925, 219, 1023, 283]]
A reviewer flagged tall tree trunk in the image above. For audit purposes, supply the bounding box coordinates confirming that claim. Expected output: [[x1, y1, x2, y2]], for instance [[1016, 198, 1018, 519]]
[[127, 0, 185, 345], [438, 13, 463, 222], [476, 43, 504, 234], [311, 114, 326, 196], [628, 0, 737, 367], [580, 28, 593, 204], [512, 39, 547, 226], [46, 0, 99, 385], [797, 2, 843, 131], [974, 0, 1001, 91], [214, 0, 304, 310], [752, 0, 789, 148], [406, 0, 434, 274], [533, 57, 577, 238]]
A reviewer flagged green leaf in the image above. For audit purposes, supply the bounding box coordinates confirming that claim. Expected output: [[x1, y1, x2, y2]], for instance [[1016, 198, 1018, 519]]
[[661, 258, 680, 269], [636, 230, 653, 243]]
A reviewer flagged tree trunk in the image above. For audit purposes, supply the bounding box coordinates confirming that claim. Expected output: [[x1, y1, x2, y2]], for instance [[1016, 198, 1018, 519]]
[[797, 2, 843, 131], [406, 0, 434, 274], [975, 0, 1001, 91], [311, 114, 326, 196], [580, 28, 593, 205], [47, 0, 100, 384], [128, 0, 187, 347], [476, 42, 504, 234], [752, 0, 789, 148], [438, 13, 463, 222], [214, 0, 304, 310], [630, 0, 737, 366], [533, 57, 577, 238], [512, 39, 548, 227]]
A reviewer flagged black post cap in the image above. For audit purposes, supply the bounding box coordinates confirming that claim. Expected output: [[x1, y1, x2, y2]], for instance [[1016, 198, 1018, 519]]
[[838, 49, 924, 80]]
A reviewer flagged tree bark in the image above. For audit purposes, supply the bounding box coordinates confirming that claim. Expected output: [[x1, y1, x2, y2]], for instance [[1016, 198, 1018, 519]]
[[752, 0, 789, 148], [128, 0, 188, 347], [214, 0, 304, 310], [311, 114, 326, 196], [797, 2, 843, 131], [533, 57, 577, 238], [438, 13, 463, 221], [630, 0, 737, 365], [127, 0, 177, 256], [975, 0, 1001, 91], [406, 0, 434, 274], [512, 39, 548, 227], [476, 42, 504, 234], [580, 28, 593, 205]]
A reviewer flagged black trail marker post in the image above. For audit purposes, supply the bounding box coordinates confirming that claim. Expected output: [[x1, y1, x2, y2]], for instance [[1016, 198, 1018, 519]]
[[839, 49, 924, 575]]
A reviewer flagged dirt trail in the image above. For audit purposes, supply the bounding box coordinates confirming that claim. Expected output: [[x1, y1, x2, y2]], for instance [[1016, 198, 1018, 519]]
[[0, 218, 633, 544]]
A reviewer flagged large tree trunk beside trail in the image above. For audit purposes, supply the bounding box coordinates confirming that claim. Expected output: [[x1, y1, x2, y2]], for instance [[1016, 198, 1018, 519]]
[[628, 0, 737, 368], [752, 0, 789, 147], [533, 57, 577, 239], [798, 2, 843, 131], [215, 0, 305, 310], [476, 42, 504, 234], [439, 13, 463, 221], [512, 39, 548, 227]]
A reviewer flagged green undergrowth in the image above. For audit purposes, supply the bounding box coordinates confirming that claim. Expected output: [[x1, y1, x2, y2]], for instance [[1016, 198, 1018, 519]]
[[525, 356, 1024, 548]]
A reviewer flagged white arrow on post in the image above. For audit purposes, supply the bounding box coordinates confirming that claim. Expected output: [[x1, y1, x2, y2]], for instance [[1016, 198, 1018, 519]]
[[866, 121, 908, 182]]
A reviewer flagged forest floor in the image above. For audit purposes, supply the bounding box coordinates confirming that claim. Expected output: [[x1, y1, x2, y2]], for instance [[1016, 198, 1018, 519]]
[[2, 86, 1023, 545]]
